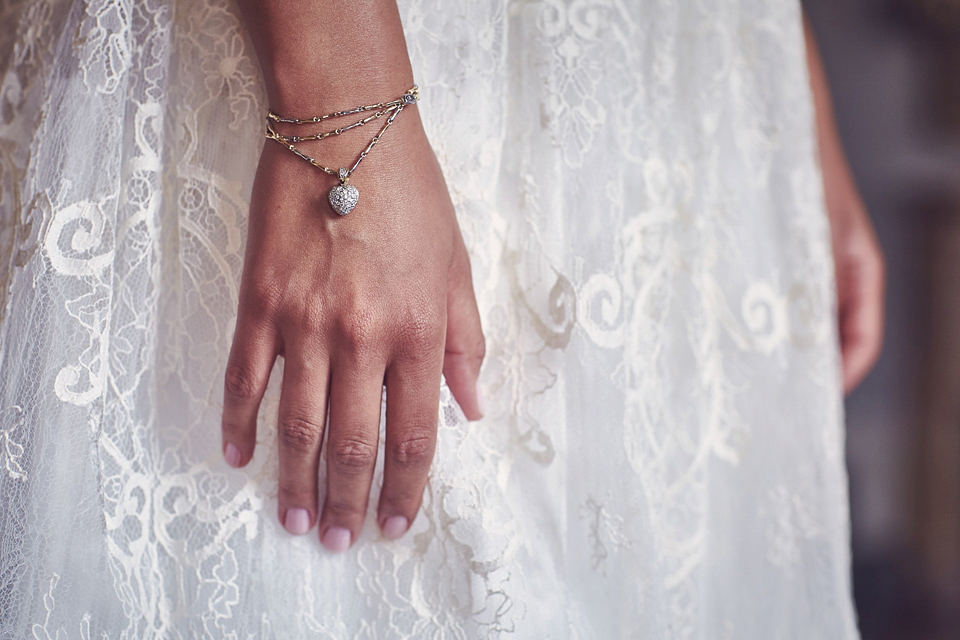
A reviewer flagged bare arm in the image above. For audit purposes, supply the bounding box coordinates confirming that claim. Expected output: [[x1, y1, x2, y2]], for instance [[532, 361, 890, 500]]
[[222, 1, 485, 552], [804, 12, 886, 394], [236, 1, 413, 112]]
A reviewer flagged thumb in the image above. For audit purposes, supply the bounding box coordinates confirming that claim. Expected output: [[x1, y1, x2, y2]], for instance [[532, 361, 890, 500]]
[[444, 237, 485, 421]]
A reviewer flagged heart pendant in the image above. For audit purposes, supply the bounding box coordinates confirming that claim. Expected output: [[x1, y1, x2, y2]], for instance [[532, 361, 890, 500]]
[[328, 183, 359, 216]]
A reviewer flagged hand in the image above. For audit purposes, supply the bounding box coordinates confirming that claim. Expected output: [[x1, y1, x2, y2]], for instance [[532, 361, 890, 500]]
[[219, 104, 485, 552], [827, 194, 885, 395]]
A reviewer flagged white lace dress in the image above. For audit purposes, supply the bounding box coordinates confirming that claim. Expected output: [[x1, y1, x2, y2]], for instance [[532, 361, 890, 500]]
[[0, 0, 861, 637]]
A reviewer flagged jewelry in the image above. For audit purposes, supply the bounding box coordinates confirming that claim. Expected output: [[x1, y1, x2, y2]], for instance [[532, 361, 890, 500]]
[[265, 85, 419, 216]]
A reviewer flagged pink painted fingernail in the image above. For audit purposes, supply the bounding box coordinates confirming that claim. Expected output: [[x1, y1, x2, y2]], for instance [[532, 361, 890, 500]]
[[321, 527, 352, 553], [284, 508, 310, 535], [224, 442, 242, 468], [382, 515, 409, 540]]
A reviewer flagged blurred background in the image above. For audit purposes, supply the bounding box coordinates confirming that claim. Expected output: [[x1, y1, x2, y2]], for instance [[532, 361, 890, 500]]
[[803, 0, 960, 638]]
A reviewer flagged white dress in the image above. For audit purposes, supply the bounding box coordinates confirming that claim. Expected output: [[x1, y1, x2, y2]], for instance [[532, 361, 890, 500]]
[[0, 0, 861, 637]]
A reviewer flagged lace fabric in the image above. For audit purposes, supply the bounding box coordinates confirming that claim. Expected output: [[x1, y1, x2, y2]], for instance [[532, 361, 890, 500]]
[[0, 0, 860, 637]]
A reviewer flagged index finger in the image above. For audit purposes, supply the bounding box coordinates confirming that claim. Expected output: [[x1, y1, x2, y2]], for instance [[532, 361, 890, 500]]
[[222, 309, 280, 468]]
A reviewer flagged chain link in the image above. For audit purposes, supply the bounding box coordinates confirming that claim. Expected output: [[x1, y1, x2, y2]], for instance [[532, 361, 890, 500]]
[[264, 86, 418, 182]]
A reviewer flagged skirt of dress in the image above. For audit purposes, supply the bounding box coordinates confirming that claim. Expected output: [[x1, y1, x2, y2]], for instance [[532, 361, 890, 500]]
[[0, 0, 861, 637]]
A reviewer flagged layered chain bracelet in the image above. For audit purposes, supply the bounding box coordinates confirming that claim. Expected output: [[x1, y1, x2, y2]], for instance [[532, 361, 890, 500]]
[[264, 85, 419, 216]]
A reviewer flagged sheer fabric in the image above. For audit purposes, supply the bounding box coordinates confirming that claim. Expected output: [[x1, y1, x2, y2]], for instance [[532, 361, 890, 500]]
[[0, 0, 860, 637]]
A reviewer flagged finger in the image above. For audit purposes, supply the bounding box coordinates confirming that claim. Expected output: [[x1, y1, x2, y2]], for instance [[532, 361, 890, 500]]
[[319, 353, 384, 552], [838, 250, 885, 394], [442, 234, 486, 420], [377, 350, 443, 541], [275, 345, 330, 536], [222, 309, 280, 468]]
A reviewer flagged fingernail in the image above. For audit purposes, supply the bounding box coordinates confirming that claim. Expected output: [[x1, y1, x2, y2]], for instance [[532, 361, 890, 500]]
[[382, 515, 409, 540], [321, 527, 352, 553], [284, 508, 310, 535], [224, 442, 242, 468]]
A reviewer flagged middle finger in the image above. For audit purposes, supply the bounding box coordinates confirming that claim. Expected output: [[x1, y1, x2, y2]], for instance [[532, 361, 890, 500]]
[[318, 351, 384, 552]]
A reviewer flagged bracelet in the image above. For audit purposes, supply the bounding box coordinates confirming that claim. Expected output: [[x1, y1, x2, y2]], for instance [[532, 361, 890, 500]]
[[264, 85, 419, 216]]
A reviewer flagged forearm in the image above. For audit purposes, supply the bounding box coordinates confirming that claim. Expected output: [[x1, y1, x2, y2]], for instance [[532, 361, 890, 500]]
[[236, 0, 414, 113], [803, 11, 864, 223]]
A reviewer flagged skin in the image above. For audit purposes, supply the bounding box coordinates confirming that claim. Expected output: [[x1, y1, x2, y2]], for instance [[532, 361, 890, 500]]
[[221, 4, 883, 552], [222, 1, 484, 552], [804, 12, 886, 394]]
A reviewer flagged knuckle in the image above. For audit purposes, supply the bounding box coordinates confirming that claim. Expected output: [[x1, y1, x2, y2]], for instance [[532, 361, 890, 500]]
[[323, 498, 366, 521], [389, 430, 435, 467], [277, 300, 325, 336], [224, 363, 259, 400], [330, 437, 378, 473], [278, 481, 314, 505], [277, 415, 324, 453], [296, 301, 327, 335], [220, 418, 247, 440], [397, 308, 444, 352], [245, 278, 285, 318], [382, 486, 425, 512], [337, 314, 380, 353]]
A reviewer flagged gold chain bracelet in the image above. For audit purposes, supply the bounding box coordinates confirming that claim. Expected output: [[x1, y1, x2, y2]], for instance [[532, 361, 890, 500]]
[[264, 85, 419, 216]]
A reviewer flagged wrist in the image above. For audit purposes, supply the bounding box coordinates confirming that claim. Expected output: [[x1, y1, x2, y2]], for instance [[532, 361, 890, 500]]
[[259, 84, 429, 218], [237, 0, 414, 115], [264, 60, 415, 115], [264, 84, 425, 172]]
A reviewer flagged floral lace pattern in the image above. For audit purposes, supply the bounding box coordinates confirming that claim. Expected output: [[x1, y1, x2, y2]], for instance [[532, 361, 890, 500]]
[[0, 0, 859, 637]]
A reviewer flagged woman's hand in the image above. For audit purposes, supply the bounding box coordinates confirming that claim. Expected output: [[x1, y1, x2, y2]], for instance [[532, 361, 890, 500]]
[[828, 194, 885, 394], [805, 12, 886, 394], [219, 100, 485, 551]]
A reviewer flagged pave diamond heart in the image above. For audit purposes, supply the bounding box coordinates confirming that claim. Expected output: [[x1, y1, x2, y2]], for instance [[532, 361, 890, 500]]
[[328, 183, 359, 216]]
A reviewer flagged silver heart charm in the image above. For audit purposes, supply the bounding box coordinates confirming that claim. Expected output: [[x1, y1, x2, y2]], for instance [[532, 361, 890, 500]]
[[328, 183, 359, 216]]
